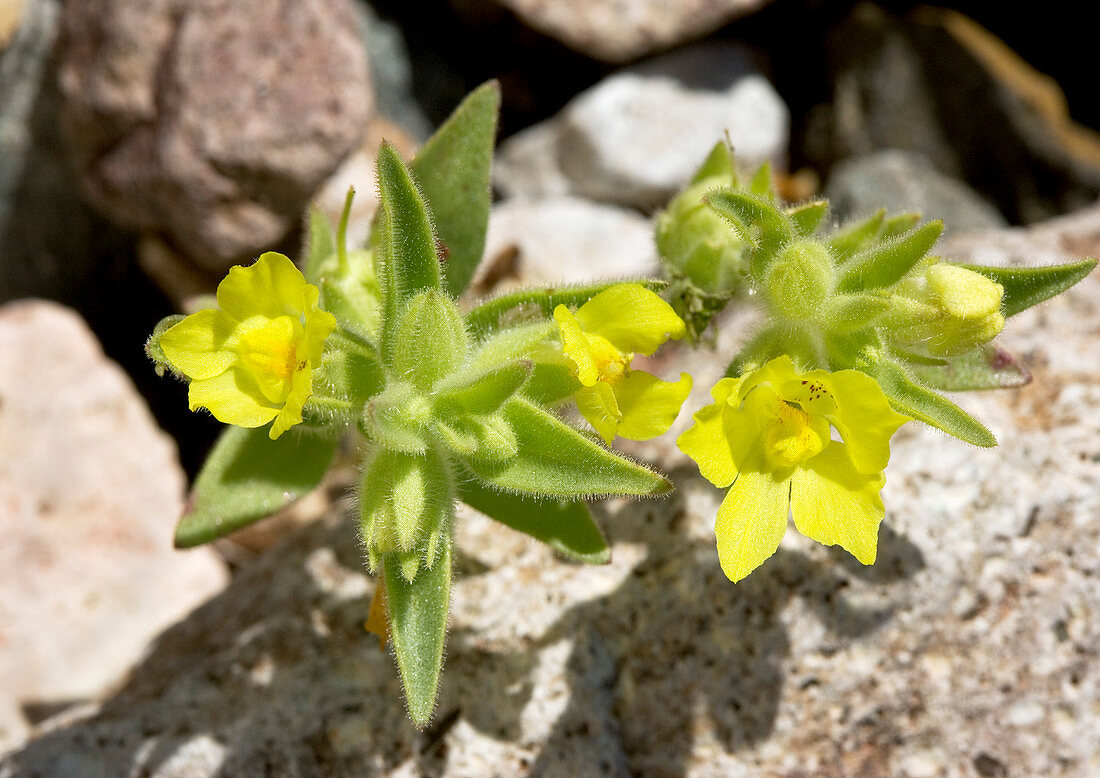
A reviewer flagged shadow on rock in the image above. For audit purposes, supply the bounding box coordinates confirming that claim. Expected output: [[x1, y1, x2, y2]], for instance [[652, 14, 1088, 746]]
[[1, 468, 923, 777], [524, 466, 925, 777]]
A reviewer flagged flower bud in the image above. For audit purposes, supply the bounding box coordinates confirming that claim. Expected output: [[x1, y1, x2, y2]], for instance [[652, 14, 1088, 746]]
[[656, 179, 749, 295], [763, 238, 836, 320], [889, 263, 1005, 356]]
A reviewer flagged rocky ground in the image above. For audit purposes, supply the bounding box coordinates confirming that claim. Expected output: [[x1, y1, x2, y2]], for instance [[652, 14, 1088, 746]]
[[2, 0, 1099, 775]]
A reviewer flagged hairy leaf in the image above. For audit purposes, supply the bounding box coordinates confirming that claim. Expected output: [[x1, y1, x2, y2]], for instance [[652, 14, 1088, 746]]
[[955, 258, 1096, 317], [375, 143, 442, 363], [464, 398, 670, 497], [174, 426, 338, 547], [384, 533, 452, 726], [904, 343, 1031, 391], [411, 81, 500, 298], [838, 220, 943, 292], [459, 479, 610, 564], [868, 357, 996, 447], [787, 200, 829, 236]]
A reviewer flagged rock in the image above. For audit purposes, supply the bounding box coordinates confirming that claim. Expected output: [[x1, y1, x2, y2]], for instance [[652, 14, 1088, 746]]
[[0, 0, 22, 47], [0, 301, 228, 753], [487, 0, 774, 63], [4, 210, 1099, 775], [471, 196, 658, 297], [56, 0, 372, 272], [826, 150, 1007, 232], [813, 4, 1100, 225], [494, 43, 789, 209], [356, 1, 432, 143], [1, 0, 136, 307]]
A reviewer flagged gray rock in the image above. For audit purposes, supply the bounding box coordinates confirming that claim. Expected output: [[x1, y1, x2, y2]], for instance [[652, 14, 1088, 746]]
[[0, 0, 135, 305], [826, 150, 1007, 232], [0, 301, 228, 752], [4, 210, 1100, 775], [472, 196, 659, 297], [488, 0, 775, 63], [814, 4, 1100, 225], [495, 44, 789, 209], [356, 1, 432, 143], [56, 0, 372, 271]]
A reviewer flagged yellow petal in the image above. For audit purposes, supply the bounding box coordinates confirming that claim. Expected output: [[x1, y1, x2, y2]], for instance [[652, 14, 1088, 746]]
[[302, 307, 338, 367], [677, 377, 756, 488], [615, 371, 692, 441], [235, 315, 303, 404], [783, 369, 907, 474], [574, 284, 686, 356], [216, 252, 314, 321], [159, 309, 238, 380], [270, 363, 313, 439], [715, 452, 791, 583], [574, 381, 621, 444], [554, 305, 599, 386], [734, 354, 799, 401], [188, 370, 279, 428], [790, 442, 885, 565]]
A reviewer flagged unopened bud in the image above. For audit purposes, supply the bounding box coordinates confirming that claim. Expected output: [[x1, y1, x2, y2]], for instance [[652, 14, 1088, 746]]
[[764, 238, 835, 320]]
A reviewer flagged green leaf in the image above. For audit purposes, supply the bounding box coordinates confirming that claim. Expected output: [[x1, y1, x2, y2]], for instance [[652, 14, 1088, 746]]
[[824, 292, 891, 332], [375, 143, 442, 362], [384, 532, 452, 726], [360, 447, 452, 559], [829, 209, 885, 261], [411, 81, 500, 298], [955, 258, 1096, 317], [305, 206, 336, 283], [748, 160, 775, 199], [838, 220, 944, 292], [464, 398, 670, 498], [706, 190, 792, 270], [459, 479, 609, 564], [174, 426, 339, 548], [880, 212, 921, 240], [464, 279, 665, 335], [435, 360, 532, 416], [904, 343, 1031, 391], [867, 356, 996, 447], [787, 200, 829, 236], [391, 290, 468, 390], [691, 140, 735, 184]]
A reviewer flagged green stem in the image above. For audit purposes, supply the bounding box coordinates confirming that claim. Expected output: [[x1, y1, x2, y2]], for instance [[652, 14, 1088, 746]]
[[337, 186, 355, 276], [330, 327, 380, 362]]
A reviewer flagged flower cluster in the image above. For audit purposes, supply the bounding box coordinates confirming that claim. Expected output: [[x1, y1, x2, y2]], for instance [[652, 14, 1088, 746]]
[[159, 252, 335, 439], [554, 284, 692, 444], [678, 356, 908, 582]]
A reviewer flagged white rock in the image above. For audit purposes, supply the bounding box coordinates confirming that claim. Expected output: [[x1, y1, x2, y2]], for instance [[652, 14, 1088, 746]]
[[0, 301, 228, 752], [494, 44, 789, 208], [473, 196, 658, 296]]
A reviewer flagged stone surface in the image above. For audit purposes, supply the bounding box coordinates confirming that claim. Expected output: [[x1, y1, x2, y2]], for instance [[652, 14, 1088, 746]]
[[471, 196, 659, 297], [488, 0, 774, 63], [3, 208, 1100, 775], [494, 44, 789, 209], [812, 5, 1100, 225], [826, 150, 1007, 232], [0, 301, 229, 753], [56, 0, 371, 271]]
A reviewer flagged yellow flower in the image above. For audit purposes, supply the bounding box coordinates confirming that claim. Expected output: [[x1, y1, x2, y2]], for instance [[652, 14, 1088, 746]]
[[554, 284, 692, 444], [677, 356, 908, 582], [160, 252, 336, 439]]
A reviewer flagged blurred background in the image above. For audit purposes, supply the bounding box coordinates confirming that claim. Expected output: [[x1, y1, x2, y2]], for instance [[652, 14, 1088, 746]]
[[2, 0, 1099, 775]]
